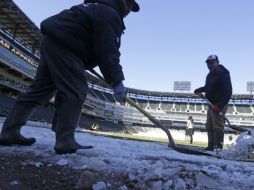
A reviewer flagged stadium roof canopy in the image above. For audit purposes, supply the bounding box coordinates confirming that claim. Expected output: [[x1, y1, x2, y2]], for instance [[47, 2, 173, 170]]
[[0, 0, 42, 57]]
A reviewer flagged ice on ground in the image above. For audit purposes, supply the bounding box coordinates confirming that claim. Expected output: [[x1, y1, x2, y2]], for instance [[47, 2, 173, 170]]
[[1, 123, 254, 189]]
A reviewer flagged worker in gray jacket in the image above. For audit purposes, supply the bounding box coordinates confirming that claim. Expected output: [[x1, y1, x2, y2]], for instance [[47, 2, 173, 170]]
[[194, 55, 232, 150], [0, 0, 140, 154]]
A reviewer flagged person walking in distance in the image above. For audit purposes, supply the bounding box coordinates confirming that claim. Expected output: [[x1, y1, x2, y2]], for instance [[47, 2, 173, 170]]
[[0, 0, 140, 154], [185, 116, 194, 144], [194, 55, 232, 151]]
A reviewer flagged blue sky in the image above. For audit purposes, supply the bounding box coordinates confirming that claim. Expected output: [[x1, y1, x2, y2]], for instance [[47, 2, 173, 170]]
[[14, 0, 254, 94]]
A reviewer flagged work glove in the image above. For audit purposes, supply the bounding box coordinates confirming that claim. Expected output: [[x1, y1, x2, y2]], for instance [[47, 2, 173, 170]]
[[194, 87, 205, 94], [213, 105, 222, 113], [113, 82, 126, 103]]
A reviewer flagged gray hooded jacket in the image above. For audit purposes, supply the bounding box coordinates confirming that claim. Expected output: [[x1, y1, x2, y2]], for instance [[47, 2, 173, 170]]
[[41, 0, 126, 86]]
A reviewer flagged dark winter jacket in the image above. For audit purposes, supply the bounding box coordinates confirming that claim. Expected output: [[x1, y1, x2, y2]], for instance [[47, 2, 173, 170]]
[[204, 65, 232, 109], [40, 0, 126, 86]]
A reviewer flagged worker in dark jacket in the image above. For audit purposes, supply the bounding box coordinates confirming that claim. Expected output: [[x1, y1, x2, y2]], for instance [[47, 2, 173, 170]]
[[0, 0, 140, 154], [194, 55, 232, 150]]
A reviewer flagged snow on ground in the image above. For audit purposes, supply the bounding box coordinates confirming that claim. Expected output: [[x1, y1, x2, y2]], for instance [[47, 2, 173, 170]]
[[1, 122, 254, 190], [132, 127, 237, 144]]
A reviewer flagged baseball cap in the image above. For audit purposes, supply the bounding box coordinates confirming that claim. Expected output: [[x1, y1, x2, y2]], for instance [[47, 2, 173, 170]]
[[84, 0, 140, 12], [129, 0, 140, 12], [206, 55, 219, 63]]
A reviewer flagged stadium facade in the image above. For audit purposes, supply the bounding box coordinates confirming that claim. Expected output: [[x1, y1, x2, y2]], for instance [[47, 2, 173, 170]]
[[0, 0, 253, 131]]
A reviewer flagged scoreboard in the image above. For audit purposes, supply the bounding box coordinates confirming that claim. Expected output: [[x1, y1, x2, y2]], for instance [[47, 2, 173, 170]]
[[174, 81, 191, 91]]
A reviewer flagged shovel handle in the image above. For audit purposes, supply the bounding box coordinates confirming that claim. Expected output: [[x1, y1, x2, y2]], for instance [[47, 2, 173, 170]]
[[125, 97, 176, 147], [89, 69, 176, 147], [197, 93, 251, 134]]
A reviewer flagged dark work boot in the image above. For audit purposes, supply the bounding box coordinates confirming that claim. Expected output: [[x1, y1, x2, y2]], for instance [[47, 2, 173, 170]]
[[55, 142, 93, 154], [0, 102, 36, 146], [214, 129, 224, 149], [54, 101, 92, 154], [205, 130, 215, 151]]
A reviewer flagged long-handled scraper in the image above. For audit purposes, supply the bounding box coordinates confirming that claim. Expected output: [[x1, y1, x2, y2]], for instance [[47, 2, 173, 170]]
[[197, 93, 251, 135], [89, 69, 215, 157]]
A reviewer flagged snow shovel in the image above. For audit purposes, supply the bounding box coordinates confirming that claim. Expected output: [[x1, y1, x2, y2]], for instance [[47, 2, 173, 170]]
[[88, 69, 215, 157], [197, 93, 251, 135]]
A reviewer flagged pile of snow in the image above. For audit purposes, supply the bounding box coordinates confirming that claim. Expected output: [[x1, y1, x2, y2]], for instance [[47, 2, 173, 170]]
[[219, 130, 254, 160], [1, 123, 254, 189]]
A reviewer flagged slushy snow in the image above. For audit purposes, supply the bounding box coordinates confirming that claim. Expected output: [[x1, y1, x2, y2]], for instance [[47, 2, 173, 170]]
[[1, 122, 254, 190]]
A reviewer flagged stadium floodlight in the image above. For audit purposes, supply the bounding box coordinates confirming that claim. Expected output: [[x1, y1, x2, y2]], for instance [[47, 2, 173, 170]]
[[247, 81, 254, 94], [174, 81, 191, 91]]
